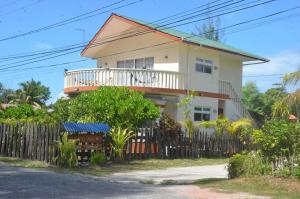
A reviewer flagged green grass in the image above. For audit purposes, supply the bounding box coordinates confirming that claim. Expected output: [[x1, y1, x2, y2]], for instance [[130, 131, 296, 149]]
[[0, 156, 227, 176], [0, 156, 48, 168], [194, 176, 300, 199]]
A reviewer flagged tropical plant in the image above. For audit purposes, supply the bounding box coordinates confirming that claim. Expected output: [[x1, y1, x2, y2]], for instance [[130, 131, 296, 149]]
[[177, 91, 197, 139], [271, 101, 290, 119], [55, 133, 78, 168], [51, 98, 70, 122], [14, 79, 50, 106], [68, 87, 160, 129], [283, 68, 300, 86], [199, 117, 229, 137], [110, 128, 134, 161]]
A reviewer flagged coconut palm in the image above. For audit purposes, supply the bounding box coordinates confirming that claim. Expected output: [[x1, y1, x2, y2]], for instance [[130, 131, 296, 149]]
[[283, 68, 300, 86], [15, 79, 50, 106], [110, 128, 134, 161]]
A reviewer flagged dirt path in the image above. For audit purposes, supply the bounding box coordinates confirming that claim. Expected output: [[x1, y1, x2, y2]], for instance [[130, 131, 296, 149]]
[[108, 164, 228, 184]]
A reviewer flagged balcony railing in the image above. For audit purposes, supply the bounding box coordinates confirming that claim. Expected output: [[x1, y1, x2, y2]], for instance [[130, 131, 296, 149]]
[[64, 68, 184, 90]]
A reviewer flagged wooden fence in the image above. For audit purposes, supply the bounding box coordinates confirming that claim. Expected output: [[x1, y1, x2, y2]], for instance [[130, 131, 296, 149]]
[[0, 123, 246, 163], [0, 123, 61, 162], [126, 125, 247, 160]]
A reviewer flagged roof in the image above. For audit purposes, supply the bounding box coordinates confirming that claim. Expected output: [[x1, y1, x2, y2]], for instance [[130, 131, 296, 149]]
[[63, 123, 110, 134], [81, 13, 269, 62]]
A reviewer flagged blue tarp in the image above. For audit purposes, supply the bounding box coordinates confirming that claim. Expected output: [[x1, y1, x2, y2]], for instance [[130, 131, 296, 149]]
[[63, 123, 110, 134]]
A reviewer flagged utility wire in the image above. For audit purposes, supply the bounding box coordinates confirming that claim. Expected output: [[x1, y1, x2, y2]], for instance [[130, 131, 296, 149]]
[[1, 6, 299, 74], [0, 0, 144, 42], [0, 0, 277, 68]]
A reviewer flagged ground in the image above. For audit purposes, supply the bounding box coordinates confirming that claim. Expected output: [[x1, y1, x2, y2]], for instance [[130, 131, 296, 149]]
[[0, 157, 299, 199]]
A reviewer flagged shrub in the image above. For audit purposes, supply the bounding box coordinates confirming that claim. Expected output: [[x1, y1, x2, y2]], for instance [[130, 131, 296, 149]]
[[159, 113, 181, 133], [228, 152, 272, 179], [68, 87, 160, 129], [110, 128, 134, 161], [55, 133, 78, 168], [90, 151, 106, 165]]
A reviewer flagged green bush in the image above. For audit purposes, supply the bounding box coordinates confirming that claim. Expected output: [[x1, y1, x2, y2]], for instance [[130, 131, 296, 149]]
[[90, 151, 106, 165], [228, 152, 272, 179], [55, 133, 78, 168]]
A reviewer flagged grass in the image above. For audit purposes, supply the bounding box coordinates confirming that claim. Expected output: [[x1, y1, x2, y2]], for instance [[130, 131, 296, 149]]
[[0, 156, 227, 176], [194, 176, 300, 199], [0, 156, 48, 168]]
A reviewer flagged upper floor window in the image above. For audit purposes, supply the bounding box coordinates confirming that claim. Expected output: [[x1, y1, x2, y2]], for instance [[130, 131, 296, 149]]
[[194, 107, 211, 121], [117, 57, 154, 69], [195, 58, 213, 74]]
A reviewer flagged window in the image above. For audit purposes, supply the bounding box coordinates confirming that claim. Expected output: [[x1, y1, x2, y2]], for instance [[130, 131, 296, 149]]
[[195, 58, 213, 74], [194, 107, 211, 121], [117, 59, 134, 68], [117, 57, 154, 69]]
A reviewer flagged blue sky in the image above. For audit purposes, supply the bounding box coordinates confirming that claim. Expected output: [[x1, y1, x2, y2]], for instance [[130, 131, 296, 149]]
[[0, 0, 299, 103]]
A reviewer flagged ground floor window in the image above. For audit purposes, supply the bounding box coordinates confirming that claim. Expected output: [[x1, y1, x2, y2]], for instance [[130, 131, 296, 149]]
[[194, 107, 211, 121]]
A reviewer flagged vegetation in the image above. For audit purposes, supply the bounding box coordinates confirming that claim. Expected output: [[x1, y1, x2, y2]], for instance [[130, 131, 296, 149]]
[[68, 87, 160, 128], [177, 91, 198, 139], [195, 176, 300, 199], [55, 133, 78, 168], [90, 151, 106, 166], [110, 128, 134, 161], [193, 4, 224, 41], [0, 156, 227, 176]]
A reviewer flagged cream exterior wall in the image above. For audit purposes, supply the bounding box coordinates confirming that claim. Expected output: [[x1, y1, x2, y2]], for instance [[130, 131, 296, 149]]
[[95, 31, 180, 72]]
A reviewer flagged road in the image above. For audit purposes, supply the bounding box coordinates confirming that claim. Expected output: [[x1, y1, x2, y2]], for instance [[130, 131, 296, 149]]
[[0, 163, 267, 199], [0, 163, 193, 199]]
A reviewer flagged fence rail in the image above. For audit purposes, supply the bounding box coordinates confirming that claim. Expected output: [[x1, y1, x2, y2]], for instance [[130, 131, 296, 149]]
[[0, 123, 246, 163], [125, 125, 246, 160], [0, 123, 61, 162]]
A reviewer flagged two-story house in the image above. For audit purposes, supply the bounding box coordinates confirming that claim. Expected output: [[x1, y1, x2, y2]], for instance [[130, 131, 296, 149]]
[[64, 13, 268, 122]]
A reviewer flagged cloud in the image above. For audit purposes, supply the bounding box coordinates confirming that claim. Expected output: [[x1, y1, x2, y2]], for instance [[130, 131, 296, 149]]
[[32, 42, 52, 51], [243, 50, 300, 92], [244, 50, 300, 76]]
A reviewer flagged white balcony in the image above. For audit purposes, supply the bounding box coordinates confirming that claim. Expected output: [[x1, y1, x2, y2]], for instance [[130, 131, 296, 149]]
[[64, 68, 185, 93]]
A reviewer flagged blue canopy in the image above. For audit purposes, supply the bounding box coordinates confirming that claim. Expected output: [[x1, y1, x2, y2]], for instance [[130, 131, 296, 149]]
[[63, 123, 110, 134]]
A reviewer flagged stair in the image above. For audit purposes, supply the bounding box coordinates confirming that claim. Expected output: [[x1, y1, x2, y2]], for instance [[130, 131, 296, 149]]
[[219, 80, 253, 120]]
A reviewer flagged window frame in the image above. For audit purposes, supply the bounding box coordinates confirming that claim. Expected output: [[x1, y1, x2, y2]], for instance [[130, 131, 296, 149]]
[[195, 58, 213, 74], [116, 57, 154, 69], [194, 106, 211, 122]]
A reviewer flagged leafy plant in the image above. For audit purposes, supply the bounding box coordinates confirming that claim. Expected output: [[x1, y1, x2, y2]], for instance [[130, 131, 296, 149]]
[[55, 133, 78, 168], [110, 128, 134, 161], [228, 152, 272, 179], [68, 87, 160, 129], [90, 151, 106, 166], [159, 113, 181, 133]]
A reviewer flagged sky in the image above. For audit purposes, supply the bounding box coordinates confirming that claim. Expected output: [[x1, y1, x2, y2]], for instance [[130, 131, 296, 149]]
[[0, 0, 299, 103]]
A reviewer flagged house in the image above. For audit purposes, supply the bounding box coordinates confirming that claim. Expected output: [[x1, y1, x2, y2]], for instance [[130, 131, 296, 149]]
[[64, 13, 268, 122]]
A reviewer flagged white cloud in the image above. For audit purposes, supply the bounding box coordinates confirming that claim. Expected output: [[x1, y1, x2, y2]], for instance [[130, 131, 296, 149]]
[[243, 50, 300, 92], [244, 50, 300, 76], [32, 42, 52, 51]]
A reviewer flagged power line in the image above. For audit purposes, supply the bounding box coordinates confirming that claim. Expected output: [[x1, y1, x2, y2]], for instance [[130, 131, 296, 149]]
[[0, 0, 236, 60], [0, 0, 277, 69], [1, 6, 299, 74], [0, 0, 144, 42]]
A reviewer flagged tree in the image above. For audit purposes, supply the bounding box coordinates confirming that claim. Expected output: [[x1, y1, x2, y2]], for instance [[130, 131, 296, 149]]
[[283, 67, 300, 86], [193, 5, 224, 41], [51, 98, 70, 122], [68, 87, 160, 128], [242, 82, 265, 122], [0, 83, 15, 103], [15, 79, 50, 106]]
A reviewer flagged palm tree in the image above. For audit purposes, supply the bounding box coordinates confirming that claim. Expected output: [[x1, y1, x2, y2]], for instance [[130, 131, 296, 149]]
[[281, 68, 300, 119], [283, 68, 300, 86], [15, 79, 50, 106]]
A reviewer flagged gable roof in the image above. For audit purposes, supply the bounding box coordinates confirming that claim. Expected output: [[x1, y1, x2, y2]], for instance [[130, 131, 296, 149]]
[[81, 13, 269, 62]]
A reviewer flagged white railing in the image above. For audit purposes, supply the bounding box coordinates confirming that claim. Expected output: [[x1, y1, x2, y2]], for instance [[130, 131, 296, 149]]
[[219, 80, 253, 119], [64, 68, 184, 90]]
